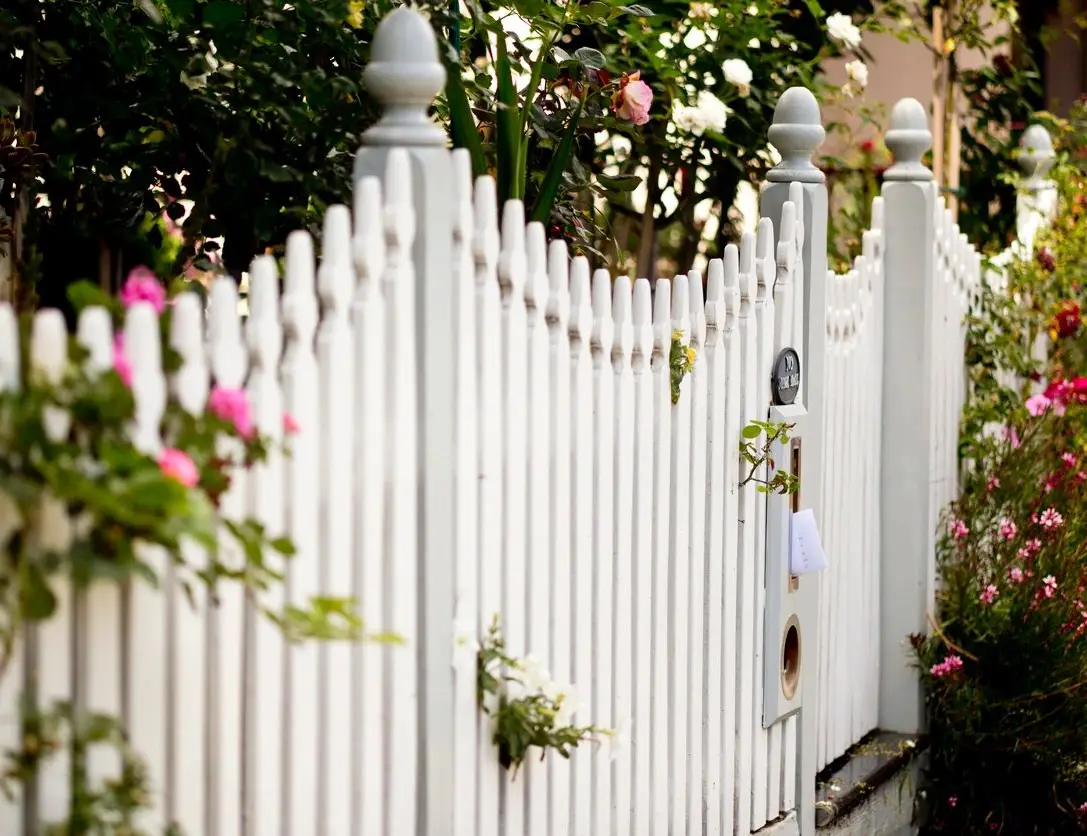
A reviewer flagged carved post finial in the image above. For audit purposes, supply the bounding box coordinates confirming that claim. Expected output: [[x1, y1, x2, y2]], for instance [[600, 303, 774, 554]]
[[767, 87, 826, 184], [884, 98, 933, 182], [1018, 124, 1055, 185], [362, 6, 447, 148]]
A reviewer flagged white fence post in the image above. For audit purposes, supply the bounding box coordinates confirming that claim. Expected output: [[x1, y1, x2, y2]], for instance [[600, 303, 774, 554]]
[[1016, 124, 1057, 254], [353, 9, 455, 836], [877, 98, 936, 735], [759, 87, 828, 836]]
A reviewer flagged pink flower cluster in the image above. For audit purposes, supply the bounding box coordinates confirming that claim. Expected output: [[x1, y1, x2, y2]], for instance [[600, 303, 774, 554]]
[[1038, 508, 1064, 530], [1043, 575, 1058, 599], [120, 266, 167, 314], [158, 448, 199, 487], [1008, 566, 1024, 584], [997, 517, 1017, 540], [930, 654, 964, 678], [209, 385, 254, 438], [979, 584, 999, 605], [1018, 538, 1042, 560], [948, 518, 969, 540]]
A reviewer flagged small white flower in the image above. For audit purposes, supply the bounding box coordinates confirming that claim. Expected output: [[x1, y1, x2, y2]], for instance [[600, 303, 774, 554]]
[[826, 11, 862, 50], [748, 38, 760, 49], [554, 687, 580, 727], [746, 3, 758, 14], [683, 27, 708, 49], [721, 58, 753, 96], [695, 90, 728, 132], [688, 1, 714, 20], [844, 59, 868, 89]]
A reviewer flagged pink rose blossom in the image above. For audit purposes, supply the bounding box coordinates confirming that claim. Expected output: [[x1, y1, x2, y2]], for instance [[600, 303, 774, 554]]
[[1039, 508, 1064, 530], [1025, 393, 1051, 416], [613, 72, 653, 125], [1043, 575, 1058, 598], [283, 413, 300, 435], [930, 655, 964, 678], [1063, 452, 1078, 467], [158, 448, 199, 487], [948, 518, 969, 540], [112, 334, 133, 388], [1008, 567, 1024, 583], [208, 385, 254, 438], [980, 584, 999, 605], [119, 266, 167, 314], [997, 517, 1017, 540]]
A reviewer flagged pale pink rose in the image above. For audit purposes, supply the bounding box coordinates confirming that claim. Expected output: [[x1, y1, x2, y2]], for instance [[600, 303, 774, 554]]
[[208, 385, 254, 438], [1025, 393, 1051, 416], [158, 448, 199, 487], [113, 334, 133, 388], [613, 72, 653, 126], [283, 413, 300, 435], [120, 266, 167, 314]]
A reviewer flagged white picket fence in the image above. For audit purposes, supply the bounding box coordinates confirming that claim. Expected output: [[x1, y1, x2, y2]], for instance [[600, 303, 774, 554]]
[[0, 9, 1059, 836]]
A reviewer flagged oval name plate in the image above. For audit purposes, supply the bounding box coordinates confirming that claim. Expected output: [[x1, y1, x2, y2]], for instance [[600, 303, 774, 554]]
[[772, 347, 801, 406]]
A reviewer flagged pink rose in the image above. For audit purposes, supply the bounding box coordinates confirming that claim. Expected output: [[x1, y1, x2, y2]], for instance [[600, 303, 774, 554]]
[[208, 385, 254, 438], [158, 448, 199, 488], [1025, 393, 1051, 416], [613, 72, 653, 126], [120, 266, 167, 314], [283, 413, 300, 435], [113, 334, 133, 388]]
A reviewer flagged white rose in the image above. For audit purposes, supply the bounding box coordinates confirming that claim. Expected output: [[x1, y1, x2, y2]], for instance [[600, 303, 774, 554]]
[[721, 58, 753, 97], [844, 59, 868, 89], [748, 38, 760, 49], [695, 90, 728, 133], [826, 12, 862, 50], [683, 27, 708, 49]]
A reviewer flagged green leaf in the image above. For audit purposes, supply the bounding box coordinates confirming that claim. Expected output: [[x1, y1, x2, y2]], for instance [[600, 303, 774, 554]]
[[21, 562, 57, 621], [203, 0, 245, 26], [444, 62, 487, 179], [530, 97, 583, 225], [495, 36, 522, 203], [742, 424, 763, 440], [596, 173, 642, 192], [802, 0, 824, 16], [67, 280, 116, 315], [573, 47, 606, 71]]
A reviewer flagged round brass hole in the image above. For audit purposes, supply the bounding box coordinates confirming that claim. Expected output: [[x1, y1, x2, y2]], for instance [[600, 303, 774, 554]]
[[781, 616, 801, 701]]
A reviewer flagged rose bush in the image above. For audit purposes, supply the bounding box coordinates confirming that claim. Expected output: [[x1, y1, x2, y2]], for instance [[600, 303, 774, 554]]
[[916, 100, 1087, 834]]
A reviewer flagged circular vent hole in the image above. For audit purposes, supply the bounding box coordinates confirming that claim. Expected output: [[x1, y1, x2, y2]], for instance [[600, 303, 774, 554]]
[[781, 617, 801, 700]]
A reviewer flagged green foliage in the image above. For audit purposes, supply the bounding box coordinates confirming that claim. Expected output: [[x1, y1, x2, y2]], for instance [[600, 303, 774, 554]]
[[476, 616, 605, 774], [917, 100, 1087, 834], [669, 328, 696, 404], [739, 419, 799, 496]]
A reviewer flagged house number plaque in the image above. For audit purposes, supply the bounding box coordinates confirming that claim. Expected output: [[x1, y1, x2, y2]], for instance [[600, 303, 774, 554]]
[[771, 347, 801, 406]]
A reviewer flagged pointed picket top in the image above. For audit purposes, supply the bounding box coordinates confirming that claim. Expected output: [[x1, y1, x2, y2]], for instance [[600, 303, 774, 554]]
[[361, 5, 446, 148], [672, 274, 691, 343], [320, 204, 355, 319], [353, 176, 386, 293], [546, 239, 571, 329], [209, 277, 248, 390], [473, 176, 501, 286], [383, 149, 416, 268], [282, 230, 320, 364], [767, 87, 826, 184], [884, 98, 933, 182], [31, 310, 72, 443], [247, 255, 283, 375], [569, 255, 593, 348], [125, 302, 166, 454], [77, 306, 114, 376], [756, 218, 775, 299], [652, 278, 673, 359], [776, 200, 797, 285], [170, 293, 209, 415], [688, 269, 706, 350], [631, 278, 653, 370], [525, 222, 549, 315], [789, 181, 806, 250], [738, 234, 757, 319], [611, 276, 634, 366], [1019, 124, 1055, 184], [0, 303, 18, 392], [498, 199, 527, 302], [722, 244, 740, 334], [704, 259, 724, 337], [590, 268, 615, 358], [452, 149, 475, 259]]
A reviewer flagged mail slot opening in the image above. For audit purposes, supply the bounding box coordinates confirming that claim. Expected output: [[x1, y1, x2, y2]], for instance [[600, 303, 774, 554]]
[[781, 616, 800, 700]]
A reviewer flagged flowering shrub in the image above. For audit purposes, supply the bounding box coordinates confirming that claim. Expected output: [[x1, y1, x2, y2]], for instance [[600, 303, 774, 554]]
[[476, 617, 604, 774], [0, 267, 370, 830], [917, 102, 1087, 834]]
